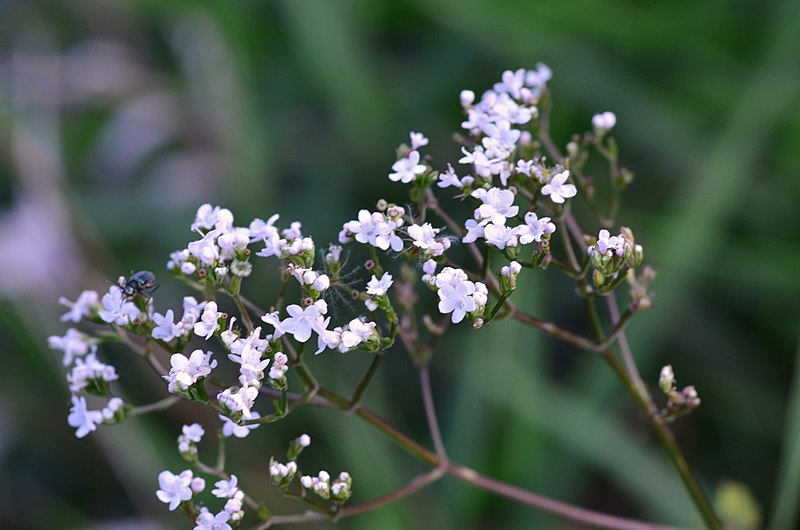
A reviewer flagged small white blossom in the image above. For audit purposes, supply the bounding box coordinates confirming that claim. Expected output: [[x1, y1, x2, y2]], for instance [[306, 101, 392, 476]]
[[220, 413, 260, 438], [409, 131, 429, 150], [269, 352, 288, 380], [58, 290, 98, 322], [407, 223, 450, 257], [67, 353, 118, 393], [156, 469, 194, 511], [152, 309, 180, 342], [194, 508, 231, 530], [212, 475, 240, 499], [366, 272, 393, 296], [165, 350, 217, 392], [389, 150, 427, 184], [98, 285, 141, 325], [48, 328, 96, 366], [194, 301, 221, 340], [299, 433, 311, 447], [280, 302, 328, 343], [541, 170, 577, 204], [340, 318, 376, 351], [67, 396, 104, 438], [342, 210, 404, 252], [517, 212, 556, 244], [183, 423, 205, 443]]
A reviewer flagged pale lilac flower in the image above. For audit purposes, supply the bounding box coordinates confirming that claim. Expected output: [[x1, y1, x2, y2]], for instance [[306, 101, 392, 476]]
[[212, 475, 240, 498], [248, 214, 280, 242], [152, 309, 179, 342], [525, 63, 552, 93], [483, 222, 518, 250], [342, 210, 404, 252], [592, 111, 617, 130], [281, 303, 327, 343], [475, 188, 518, 225], [494, 68, 526, 100], [462, 218, 485, 244], [194, 508, 231, 530], [220, 413, 260, 438], [500, 261, 523, 277], [541, 171, 577, 204], [187, 230, 221, 266], [409, 131, 429, 150], [156, 469, 194, 511], [407, 223, 450, 257], [316, 325, 342, 354], [366, 272, 393, 296], [517, 212, 556, 244], [98, 285, 141, 325], [165, 350, 217, 392], [260, 311, 285, 339], [270, 461, 298, 480], [437, 164, 466, 189], [217, 386, 259, 420], [58, 290, 98, 323], [183, 423, 205, 443], [340, 318, 376, 351], [67, 395, 104, 438], [68, 353, 118, 393], [269, 352, 288, 380], [389, 150, 427, 184], [101, 397, 125, 421], [299, 433, 311, 447], [194, 301, 221, 339], [437, 281, 477, 324], [48, 328, 96, 366]]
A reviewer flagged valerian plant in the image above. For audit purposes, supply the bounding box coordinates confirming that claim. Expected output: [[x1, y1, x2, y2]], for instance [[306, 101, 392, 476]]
[[50, 66, 726, 530]]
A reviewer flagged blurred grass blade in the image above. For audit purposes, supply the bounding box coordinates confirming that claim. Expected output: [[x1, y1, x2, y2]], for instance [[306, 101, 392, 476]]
[[767, 328, 800, 530]]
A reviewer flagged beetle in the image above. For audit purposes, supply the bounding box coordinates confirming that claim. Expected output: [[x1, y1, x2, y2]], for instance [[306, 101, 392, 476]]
[[120, 270, 159, 299]]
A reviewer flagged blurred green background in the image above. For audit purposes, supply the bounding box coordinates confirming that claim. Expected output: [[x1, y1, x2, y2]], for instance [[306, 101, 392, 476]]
[[1, 0, 799, 528]]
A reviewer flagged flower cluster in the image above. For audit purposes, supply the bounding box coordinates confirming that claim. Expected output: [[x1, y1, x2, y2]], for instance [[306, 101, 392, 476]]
[[50, 65, 660, 529]]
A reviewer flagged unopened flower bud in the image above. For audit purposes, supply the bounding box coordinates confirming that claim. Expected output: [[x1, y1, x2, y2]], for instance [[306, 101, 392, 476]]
[[659, 365, 675, 394], [460, 89, 475, 107]]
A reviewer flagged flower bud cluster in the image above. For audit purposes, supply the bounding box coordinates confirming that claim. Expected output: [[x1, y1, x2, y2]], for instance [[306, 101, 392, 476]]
[[178, 423, 205, 459], [301, 470, 352, 502], [588, 227, 644, 288], [658, 365, 701, 421]]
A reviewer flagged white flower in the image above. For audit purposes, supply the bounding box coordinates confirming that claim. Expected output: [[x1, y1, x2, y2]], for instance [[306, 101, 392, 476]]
[[315, 325, 342, 354], [409, 131, 429, 150], [152, 309, 179, 342], [462, 218, 485, 244], [67, 353, 118, 393], [407, 223, 450, 257], [389, 150, 427, 184], [269, 352, 288, 380], [183, 423, 205, 443], [340, 318, 376, 351], [474, 188, 519, 225], [194, 301, 221, 339], [48, 328, 96, 366], [280, 303, 327, 343], [343, 210, 404, 252], [67, 396, 104, 438], [460, 89, 475, 107], [483, 222, 518, 250], [248, 213, 280, 242], [494, 68, 526, 100], [592, 111, 617, 130], [517, 212, 556, 244], [187, 230, 221, 266], [366, 272, 393, 296], [217, 386, 259, 420], [270, 461, 298, 480], [500, 261, 523, 277], [192, 204, 233, 231], [525, 63, 552, 93], [299, 433, 311, 447], [194, 508, 232, 530], [58, 290, 98, 322], [592, 229, 627, 256], [437, 163, 469, 189], [165, 350, 217, 392], [260, 311, 285, 339], [220, 413, 260, 438], [156, 469, 194, 511], [541, 170, 577, 204], [98, 285, 141, 325], [437, 280, 477, 324], [212, 475, 240, 498]]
